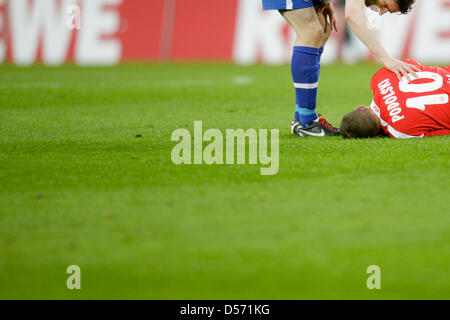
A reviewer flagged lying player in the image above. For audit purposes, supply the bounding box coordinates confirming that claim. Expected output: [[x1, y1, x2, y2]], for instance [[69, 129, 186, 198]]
[[262, 0, 419, 137], [340, 60, 450, 138]]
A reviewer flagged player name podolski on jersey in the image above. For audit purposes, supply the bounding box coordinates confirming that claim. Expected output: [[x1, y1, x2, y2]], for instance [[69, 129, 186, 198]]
[[370, 61, 450, 138], [171, 121, 279, 175]]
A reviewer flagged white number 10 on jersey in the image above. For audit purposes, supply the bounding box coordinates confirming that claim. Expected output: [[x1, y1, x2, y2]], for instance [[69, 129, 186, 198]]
[[399, 72, 449, 111]]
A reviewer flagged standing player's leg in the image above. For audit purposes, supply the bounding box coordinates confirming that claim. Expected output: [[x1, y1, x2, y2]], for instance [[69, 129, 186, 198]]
[[281, 7, 323, 128], [279, 4, 339, 136]]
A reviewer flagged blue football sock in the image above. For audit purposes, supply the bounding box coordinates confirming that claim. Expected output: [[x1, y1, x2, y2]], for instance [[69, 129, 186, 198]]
[[292, 46, 320, 127]]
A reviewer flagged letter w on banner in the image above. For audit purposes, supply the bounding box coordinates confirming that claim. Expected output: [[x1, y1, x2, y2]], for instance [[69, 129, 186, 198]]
[[6, 0, 122, 65]]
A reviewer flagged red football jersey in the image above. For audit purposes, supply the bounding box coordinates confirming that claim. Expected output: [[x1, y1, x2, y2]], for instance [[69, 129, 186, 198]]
[[370, 60, 450, 138]]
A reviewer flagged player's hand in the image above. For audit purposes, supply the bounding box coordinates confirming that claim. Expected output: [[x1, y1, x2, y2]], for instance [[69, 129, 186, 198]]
[[318, 0, 338, 32], [382, 57, 420, 81]]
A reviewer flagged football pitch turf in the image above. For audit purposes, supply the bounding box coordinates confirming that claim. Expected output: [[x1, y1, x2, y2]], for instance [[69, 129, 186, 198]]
[[0, 62, 448, 299]]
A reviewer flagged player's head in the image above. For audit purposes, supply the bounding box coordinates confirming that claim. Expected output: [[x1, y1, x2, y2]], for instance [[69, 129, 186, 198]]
[[340, 107, 381, 139], [366, 0, 415, 15], [396, 0, 416, 14]]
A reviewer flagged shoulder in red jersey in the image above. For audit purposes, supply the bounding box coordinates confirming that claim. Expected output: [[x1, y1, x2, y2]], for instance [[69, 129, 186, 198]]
[[370, 60, 450, 138]]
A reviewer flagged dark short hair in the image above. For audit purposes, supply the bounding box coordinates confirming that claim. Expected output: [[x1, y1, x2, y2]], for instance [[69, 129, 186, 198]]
[[397, 0, 415, 14], [340, 109, 380, 139]]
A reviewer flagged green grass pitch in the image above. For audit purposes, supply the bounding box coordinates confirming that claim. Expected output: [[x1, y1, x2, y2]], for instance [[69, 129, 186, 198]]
[[0, 62, 448, 299]]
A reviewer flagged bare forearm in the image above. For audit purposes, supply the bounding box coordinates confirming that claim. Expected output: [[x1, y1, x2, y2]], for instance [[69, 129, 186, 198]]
[[344, 0, 420, 79], [344, 0, 390, 62]]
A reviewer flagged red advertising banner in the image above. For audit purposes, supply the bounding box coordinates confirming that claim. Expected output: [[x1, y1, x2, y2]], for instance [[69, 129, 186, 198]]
[[119, 0, 166, 60], [169, 0, 238, 60], [0, 0, 448, 65]]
